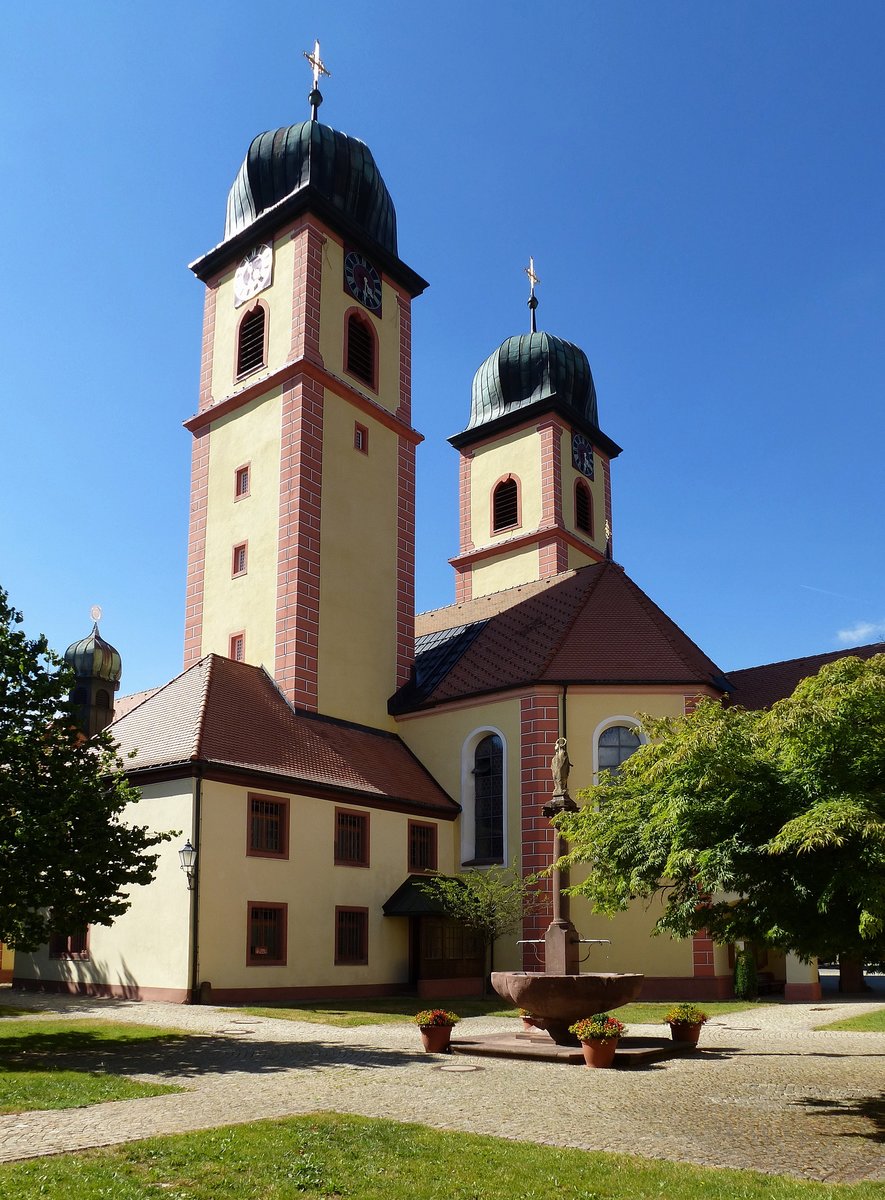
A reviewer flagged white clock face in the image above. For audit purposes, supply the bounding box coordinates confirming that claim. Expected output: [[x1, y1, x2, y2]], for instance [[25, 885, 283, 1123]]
[[234, 244, 273, 307]]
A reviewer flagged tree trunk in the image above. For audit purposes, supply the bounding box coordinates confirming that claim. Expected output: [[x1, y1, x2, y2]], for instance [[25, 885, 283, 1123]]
[[838, 954, 868, 993]]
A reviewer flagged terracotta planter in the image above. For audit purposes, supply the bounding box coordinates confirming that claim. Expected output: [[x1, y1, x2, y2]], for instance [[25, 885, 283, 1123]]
[[521, 1016, 539, 1031], [580, 1036, 619, 1068], [420, 1024, 454, 1053], [669, 1021, 703, 1046]]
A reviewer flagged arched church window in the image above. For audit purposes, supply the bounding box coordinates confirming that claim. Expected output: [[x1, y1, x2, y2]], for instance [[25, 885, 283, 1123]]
[[575, 480, 593, 535], [492, 477, 519, 532], [236, 305, 266, 378], [345, 312, 376, 388], [597, 724, 642, 775], [473, 733, 504, 861]]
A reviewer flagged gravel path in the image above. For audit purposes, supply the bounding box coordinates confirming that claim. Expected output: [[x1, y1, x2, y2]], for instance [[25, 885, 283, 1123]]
[[1, 988, 883, 1183]]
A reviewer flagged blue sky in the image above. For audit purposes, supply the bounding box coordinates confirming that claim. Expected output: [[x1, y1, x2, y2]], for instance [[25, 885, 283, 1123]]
[[2, 2, 884, 697]]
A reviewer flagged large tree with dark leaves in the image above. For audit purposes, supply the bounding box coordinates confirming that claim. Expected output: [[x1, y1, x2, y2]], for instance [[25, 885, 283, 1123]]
[[0, 587, 169, 950], [556, 655, 885, 991]]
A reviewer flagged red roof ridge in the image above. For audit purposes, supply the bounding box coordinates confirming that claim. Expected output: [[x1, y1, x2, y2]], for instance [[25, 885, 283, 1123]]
[[416, 571, 575, 635], [729, 641, 885, 676], [616, 568, 725, 684], [191, 654, 217, 761]]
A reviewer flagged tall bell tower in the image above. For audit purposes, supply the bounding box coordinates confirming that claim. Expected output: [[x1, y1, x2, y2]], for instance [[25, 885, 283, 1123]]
[[183, 48, 428, 728]]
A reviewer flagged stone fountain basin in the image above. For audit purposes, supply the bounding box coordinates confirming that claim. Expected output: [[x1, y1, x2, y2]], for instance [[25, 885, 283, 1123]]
[[492, 971, 643, 1017]]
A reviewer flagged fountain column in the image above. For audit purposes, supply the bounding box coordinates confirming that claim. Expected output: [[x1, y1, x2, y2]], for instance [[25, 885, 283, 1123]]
[[542, 738, 580, 975]]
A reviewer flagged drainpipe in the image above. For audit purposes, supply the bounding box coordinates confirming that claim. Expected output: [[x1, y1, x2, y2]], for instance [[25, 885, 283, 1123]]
[[189, 767, 203, 1004]]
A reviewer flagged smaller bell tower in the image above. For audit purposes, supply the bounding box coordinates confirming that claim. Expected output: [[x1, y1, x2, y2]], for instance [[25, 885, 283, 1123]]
[[65, 610, 122, 735], [448, 268, 621, 602]]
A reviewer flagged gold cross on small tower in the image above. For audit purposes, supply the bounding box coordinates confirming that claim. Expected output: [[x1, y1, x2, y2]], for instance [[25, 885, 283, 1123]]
[[525, 256, 540, 333], [304, 39, 331, 119]]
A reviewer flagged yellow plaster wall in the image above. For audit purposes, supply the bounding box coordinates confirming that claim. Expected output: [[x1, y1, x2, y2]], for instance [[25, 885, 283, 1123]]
[[201, 389, 282, 667], [197, 781, 457, 990], [316, 391, 399, 727], [560, 428, 606, 555], [469, 430, 542, 547], [471, 546, 540, 599], [14, 781, 194, 994], [317, 236, 401, 412], [209, 233, 297, 399], [563, 689, 687, 792]]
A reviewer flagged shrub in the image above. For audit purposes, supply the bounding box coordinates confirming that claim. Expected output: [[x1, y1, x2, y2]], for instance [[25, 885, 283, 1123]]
[[734, 949, 758, 1000]]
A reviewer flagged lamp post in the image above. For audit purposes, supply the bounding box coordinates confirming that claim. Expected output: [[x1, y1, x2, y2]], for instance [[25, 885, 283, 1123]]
[[178, 840, 197, 890]]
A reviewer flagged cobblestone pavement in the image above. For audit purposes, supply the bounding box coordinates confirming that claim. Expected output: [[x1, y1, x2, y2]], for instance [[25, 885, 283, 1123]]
[[1, 988, 883, 1183]]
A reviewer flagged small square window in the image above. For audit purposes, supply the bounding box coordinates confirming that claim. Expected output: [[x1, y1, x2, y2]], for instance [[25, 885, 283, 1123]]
[[408, 821, 438, 872], [229, 632, 245, 662], [335, 907, 368, 965], [49, 929, 89, 959], [354, 422, 369, 454], [247, 794, 289, 858], [232, 542, 248, 577], [247, 902, 287, 966], [235, 465, 250, 499], [334, 809, 369, 867]]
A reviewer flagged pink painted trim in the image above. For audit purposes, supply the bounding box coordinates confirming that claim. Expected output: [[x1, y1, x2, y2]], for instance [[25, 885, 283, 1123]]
[[234, 298, 269, 384], [458, 450, 474, 553], [290, 223, 325, 367], [784, 981, 823, 1002], [12, 978, 191, 1003], [183, 424, 209, 669], [275, 373, 324, 711], [519, 691, 560, 963], [396, 436, 417, 687], [198, 284, 217, 411], [536, 420, 562, 528], [450, 527, 604, 569], [343, 305, 379, 392], [396, 293, 412, 422], [538, 534, 569, 578], [692, 928, 716, 978], [600, 453, 613, 557]]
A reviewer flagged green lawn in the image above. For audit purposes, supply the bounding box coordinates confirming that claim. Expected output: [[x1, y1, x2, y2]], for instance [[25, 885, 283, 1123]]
[[225, 996, 768, 1028], [0, 1018, 188, 1113], [0, 1113, 878, 1200], [814, 1008, 885, 1033]]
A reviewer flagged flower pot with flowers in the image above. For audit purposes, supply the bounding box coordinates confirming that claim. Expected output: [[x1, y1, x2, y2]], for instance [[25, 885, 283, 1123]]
[[518, 1008, 540, 1031], [414, 1009, 460, 1053], [665, 1003, 708, 1046], [568, 1013, 626, 1068]]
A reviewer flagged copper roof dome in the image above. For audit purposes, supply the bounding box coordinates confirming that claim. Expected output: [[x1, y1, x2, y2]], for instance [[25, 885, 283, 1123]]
[[64, 623, 122, 685]]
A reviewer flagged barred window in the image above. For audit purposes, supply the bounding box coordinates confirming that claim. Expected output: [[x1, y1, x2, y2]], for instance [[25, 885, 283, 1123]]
[[232, 542, 248, 577], [49, 929, 89, 959], [346, 314, 375, 387], [408, 821, 438, 872], [473, 734, 504, 861], [492, 478, 519, 531], [335, 907, 368, 964], [237, 306, 266, 377], [247, 902, 286, 965], [235, 465, 250, 498], [229, 632, 245, 662], [335, 809, 369, 867], [248, 795, 288, 858]]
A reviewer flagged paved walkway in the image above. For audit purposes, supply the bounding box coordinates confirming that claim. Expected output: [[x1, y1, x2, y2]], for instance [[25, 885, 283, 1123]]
[[1, 988, 883, 1183]]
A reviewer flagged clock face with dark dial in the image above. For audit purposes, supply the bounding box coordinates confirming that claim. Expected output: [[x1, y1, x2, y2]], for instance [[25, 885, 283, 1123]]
[[234, 244, 273, 307], [572, 432, 595, 479], [344, 250, 382, 313]]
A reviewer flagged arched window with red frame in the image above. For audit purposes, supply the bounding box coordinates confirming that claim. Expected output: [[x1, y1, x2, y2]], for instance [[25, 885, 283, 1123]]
[[236, 303, 267, 378], [492, 476, 519, 532], [575, 479, 593, 535], [345, 310, 377, 389]]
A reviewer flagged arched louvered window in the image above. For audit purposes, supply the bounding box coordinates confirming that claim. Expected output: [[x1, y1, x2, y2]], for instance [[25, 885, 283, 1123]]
[[492, 477, 519, 532], [473, 734, 504, 861], [346, 313, 376, 387], [575, 481, 593, 535], [237, 305, 266, 377]]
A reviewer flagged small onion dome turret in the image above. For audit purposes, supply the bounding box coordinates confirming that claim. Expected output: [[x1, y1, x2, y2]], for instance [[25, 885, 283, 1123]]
[[64, 624, 122, 687], [466, 332, 598, 434], [224, 122, 398, 256]]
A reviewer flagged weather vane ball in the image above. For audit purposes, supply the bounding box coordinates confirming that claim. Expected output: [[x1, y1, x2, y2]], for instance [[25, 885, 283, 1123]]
[[90, 604, 102, 623]]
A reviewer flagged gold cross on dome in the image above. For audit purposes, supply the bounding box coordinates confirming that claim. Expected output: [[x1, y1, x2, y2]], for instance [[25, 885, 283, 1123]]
[[525, 256, 539, 296], [304, 39, 330, 90]]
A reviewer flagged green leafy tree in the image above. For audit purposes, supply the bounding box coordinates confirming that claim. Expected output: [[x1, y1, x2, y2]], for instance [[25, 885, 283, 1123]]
[[0, 587, 170, 950], [419, 866, 544, 992], [555, 655, 885, 991]]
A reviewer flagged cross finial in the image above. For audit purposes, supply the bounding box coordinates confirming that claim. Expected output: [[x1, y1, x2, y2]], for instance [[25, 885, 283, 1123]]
[[303, 39, 331, 119], [525, 256, 540, 333]]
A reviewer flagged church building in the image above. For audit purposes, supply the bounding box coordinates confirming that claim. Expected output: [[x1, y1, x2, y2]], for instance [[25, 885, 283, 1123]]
[[15, 63, 830, 1005]]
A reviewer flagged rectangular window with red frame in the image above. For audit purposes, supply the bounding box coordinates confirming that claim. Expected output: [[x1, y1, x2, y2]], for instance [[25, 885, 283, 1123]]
[[232, 542, 248, 577], [247, 902, 287, 965], [234, 464, 250, 499], [229, 631, 245, 662], [49, 928, 89, 959], [335, 906, 368, 965], [247, 794, 289, 858], [408, 821, 438, 872], [334, 809, 369, 867]]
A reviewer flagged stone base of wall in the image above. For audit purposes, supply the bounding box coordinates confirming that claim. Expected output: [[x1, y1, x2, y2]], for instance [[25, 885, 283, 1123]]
[[638, 974, 734, 1001], [12, 977, 189, 1003], [417, 977, 483, 999], [784, 980, 822, 1002]]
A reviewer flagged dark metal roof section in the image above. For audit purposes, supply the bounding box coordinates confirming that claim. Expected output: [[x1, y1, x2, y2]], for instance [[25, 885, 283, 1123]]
[[64, 623, 122, 683], [382, 874, 450, 917], [467, 332, 598, 433], [389, 622, 488, 714], [224, 122, 398, 256]]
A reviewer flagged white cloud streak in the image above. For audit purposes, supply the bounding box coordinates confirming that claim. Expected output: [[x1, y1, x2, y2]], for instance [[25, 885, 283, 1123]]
[[836, 620, 885, 646]]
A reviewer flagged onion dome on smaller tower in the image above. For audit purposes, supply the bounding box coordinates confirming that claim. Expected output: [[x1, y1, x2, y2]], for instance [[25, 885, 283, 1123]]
[[65, 619, 122, 736]]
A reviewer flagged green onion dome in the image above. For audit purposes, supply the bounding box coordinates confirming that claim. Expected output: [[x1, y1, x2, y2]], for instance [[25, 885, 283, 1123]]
[[224, 122, 397, 255], [64, 624, 122, 685], [467, 332, 598, 433]]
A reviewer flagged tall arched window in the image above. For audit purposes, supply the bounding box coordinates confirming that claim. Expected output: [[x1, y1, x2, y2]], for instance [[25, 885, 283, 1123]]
[[492, 477, 519, 532], [575, 480, 593, 535], [473, 733, 504, 861], [345, 312, 376, 388], [597, 724, 642, 776], [237, 305, 266, 378]]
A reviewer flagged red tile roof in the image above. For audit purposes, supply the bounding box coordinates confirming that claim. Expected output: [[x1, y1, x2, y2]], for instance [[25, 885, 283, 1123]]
[[395, 561, 730, 711], [111, 655, 457, 816], [726, 642, 885, 710]]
